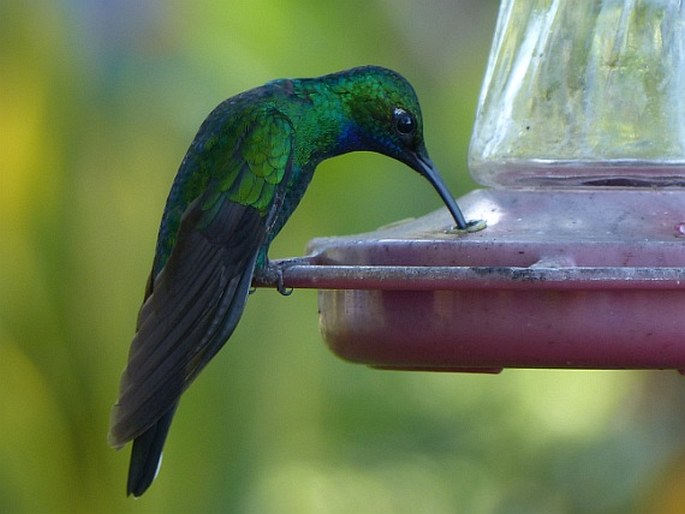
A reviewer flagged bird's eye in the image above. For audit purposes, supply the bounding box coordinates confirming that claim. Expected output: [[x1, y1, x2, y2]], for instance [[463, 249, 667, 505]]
[[393, 107, 416, 136]]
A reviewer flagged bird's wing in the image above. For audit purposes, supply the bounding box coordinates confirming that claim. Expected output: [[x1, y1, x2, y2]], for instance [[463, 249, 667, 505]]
[[109, 109, 295, 448]]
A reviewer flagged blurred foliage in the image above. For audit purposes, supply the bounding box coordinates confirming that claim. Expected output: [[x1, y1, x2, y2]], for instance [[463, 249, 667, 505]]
[[3, 0, 685, 513]]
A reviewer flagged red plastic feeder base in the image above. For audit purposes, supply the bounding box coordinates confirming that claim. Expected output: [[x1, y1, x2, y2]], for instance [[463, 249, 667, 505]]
[[282, 188, 685, 372]]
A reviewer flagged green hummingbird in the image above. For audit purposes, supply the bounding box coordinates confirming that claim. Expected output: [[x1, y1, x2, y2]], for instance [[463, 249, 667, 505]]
[[109, 65, 468, 497]]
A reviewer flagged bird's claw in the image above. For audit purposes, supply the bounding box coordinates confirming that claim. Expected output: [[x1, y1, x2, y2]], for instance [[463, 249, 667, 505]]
[[252, 257, 311, 295], [275, 268, 293, 296], [270, 258, 299, 295]]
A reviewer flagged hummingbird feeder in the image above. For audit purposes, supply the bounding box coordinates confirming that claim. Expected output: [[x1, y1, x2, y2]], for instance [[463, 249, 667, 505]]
[[263, 0, 685, 372]]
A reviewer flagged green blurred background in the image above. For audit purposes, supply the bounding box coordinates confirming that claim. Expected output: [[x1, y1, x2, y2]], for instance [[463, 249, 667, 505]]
[[3, 0, 685, 512]]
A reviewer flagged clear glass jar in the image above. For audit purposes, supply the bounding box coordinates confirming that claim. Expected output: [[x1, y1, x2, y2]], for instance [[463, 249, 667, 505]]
[[469, 0, 685, 187]]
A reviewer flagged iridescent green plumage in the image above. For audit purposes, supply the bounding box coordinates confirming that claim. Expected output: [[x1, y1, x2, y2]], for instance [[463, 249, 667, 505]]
[[109, 66, 467, 497]]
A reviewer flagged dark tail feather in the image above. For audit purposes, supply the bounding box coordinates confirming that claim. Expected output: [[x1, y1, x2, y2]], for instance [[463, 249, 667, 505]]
[[127, 404, 178, 497]]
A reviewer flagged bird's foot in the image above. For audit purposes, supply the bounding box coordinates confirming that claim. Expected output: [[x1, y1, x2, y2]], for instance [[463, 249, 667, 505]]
[[252, 257, 313, 295], [271, 262, 293, 296]]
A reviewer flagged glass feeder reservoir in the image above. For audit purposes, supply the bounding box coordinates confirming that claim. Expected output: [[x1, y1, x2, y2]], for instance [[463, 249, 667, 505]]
[[470, 0, 685, 187]]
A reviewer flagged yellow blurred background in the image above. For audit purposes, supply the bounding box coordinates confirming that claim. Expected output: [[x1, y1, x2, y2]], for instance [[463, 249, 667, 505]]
[[3, 0, 685, 512]]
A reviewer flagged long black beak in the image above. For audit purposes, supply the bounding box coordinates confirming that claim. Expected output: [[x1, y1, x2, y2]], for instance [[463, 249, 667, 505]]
[[414, 151, 467, 230]]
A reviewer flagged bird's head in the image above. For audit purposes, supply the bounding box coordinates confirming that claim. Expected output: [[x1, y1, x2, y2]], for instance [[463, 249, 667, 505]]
[[326, 66, 467, 229]]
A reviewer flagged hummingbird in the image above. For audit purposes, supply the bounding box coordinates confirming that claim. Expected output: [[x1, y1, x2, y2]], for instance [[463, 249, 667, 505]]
[[109, 65, 468, 497]]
